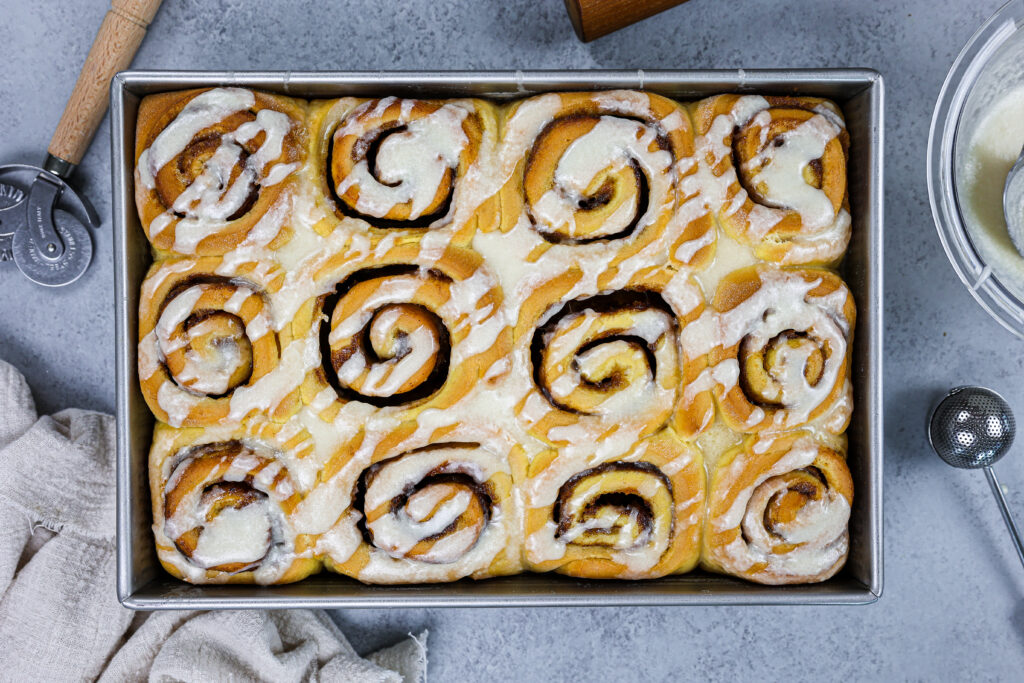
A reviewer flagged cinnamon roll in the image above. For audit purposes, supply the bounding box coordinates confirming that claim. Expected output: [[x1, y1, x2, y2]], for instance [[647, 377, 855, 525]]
[[138, 257, 303, 428], [523, 431, 704, 578], [691, 95, 850, 265], [307, 96, 500, 243], [702, 431, 853, 584], [700, 265, 855, 434], [149, 423, 320, 585], [135, 88, 307, 256], [295, 239, 511, 422], [300, 421, 523, 583], [513, 266, 713, 448], [476, 90, 712, 292]]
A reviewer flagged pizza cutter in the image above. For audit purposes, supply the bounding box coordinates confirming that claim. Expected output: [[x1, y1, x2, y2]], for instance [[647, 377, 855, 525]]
[[0, 0, 163, 286]]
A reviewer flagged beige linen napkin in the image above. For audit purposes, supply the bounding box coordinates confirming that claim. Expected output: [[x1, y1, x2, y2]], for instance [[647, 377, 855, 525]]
[[0, 359, 427, 682]]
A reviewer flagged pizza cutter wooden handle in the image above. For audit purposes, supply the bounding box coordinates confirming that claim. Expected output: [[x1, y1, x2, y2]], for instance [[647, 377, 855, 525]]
[[46, 0, 163, 173], [564, 0, 689, 42]]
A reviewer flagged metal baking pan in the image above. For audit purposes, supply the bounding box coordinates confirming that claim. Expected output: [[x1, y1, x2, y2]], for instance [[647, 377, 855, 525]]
[[113, 69, 884, 608]]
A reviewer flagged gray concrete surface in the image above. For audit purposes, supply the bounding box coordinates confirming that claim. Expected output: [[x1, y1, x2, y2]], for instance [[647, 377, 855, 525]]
[[2, 0, 1023, 679]]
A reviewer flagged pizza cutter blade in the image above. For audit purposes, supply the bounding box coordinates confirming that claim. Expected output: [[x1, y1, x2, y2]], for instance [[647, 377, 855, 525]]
[[12, 208, 94, 287], [0, 163, 99, 286]]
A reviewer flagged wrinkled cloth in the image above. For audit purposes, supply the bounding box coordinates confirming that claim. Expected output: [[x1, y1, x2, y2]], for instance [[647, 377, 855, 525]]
[[0, 360, 427, 682]]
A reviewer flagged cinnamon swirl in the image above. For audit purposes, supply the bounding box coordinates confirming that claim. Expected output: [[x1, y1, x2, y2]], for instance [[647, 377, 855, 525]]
[[698, 265, 856, 434], [691, 95, 851, 265], [149, 422, 320, 585], [137, 256, 302, 428], [307, 96, 500, 243], [476, 90, 713, 292], [300, 420, 523, 583], [135, 88, 307, 256], [523, 431, 704, 578], [702, 431, 853, 584], [294, 238, 511, 423], [512, 265, 713, 448]]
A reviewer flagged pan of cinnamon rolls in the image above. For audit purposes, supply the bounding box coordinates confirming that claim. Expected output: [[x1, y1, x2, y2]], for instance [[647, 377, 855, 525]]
[[116, 71, 882, 605]]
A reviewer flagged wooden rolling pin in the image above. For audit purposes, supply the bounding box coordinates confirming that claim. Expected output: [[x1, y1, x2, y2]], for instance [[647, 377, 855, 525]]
[[563, 0, 689, 42]]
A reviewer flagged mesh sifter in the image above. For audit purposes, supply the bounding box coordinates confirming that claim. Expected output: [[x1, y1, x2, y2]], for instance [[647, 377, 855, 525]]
[[929, 386, 1024, 569]]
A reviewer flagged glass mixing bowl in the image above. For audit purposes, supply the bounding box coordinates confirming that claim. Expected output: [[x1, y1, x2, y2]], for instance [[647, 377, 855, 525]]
[[928, 0, 1024, 337]]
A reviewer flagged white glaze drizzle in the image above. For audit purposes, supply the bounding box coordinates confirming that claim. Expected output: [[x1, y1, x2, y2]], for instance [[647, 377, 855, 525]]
[[298, 422, 522, 583], [522, 437, 694, 577], [155, 438, 302, 585], [334, 99, 470, 219], [692, 95, 850, 264], [681, 267, 851, 431], [141, 272, 278, 427], [740, 113, 842, 233], [529, 116, 672, 240], [140, 88, 298, 254], [711, 435, 850, 580]]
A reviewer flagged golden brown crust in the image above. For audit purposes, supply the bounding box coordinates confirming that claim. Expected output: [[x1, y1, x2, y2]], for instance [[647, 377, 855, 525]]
[[134, 88, 308, 256], [149, 422, 321, 585], [702, 431, 853, 585], [306, 96, 500, 244], [522, 431, 704, 578], [318, 420, 524, 583], [293, 238, 512, 424], [496, 90, 713, 272], [691, 94, 850, 266], [511, 265, 713, 444], [710, 265, 855, 434], [137, 256, 300, 428]]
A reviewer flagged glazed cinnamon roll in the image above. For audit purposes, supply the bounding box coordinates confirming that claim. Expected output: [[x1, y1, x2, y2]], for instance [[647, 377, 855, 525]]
[[149, 423, 320, 585], [523, 431, 704, 578], [476, 90, 712, 291], [137, 257, 301, 428], [695, 265, 855, 434], [135, 88, 307, 256], [513, 266, 713, 447], [302, 421, 523, 583], [294, 239, 511, 422], [702, 431, 853, 584], [306, 96, 499, 243], [691, 95, 850, 265]]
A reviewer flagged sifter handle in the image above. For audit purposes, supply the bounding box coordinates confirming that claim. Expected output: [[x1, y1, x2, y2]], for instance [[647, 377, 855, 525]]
[[984, 466, 1024, 571], [45, 0, 164, 176]]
